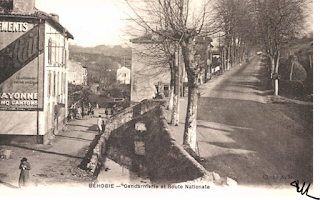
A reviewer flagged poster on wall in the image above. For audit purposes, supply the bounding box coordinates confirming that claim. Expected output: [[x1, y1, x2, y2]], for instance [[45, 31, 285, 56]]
[[0, 22, 45, 111]]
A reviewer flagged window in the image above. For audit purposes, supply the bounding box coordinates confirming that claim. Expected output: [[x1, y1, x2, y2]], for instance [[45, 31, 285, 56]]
[[48, 71, 51, 97], [57, 72, 60, 97], [48, 38, 52, 64], [52, 40, 56, 65], [164, 85, 169, 97], [55, 41, 58, 65], [62, 47, 65, 65], [53, 72, 56, 96], [58, 42, 60, 65], [61, 72, 64, 95]]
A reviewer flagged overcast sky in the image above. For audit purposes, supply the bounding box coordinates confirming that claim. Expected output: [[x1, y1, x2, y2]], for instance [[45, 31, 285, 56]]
[[36, 0, 314, 48], [36, 0, 129, 47]]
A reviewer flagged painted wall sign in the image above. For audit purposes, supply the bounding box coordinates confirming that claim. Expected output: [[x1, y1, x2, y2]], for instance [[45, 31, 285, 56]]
[[0, 22, 28, 32], [0, 22, 44, 111]]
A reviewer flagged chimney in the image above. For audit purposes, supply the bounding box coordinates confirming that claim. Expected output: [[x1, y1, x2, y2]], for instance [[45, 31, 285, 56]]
[[0, 0, 13, 13], [12, 0, 34, 14], [49, 13, 59, 22]]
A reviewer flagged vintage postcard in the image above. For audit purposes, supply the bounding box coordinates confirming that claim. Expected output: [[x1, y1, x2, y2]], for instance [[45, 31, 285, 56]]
[[0, 0, 316, 199]]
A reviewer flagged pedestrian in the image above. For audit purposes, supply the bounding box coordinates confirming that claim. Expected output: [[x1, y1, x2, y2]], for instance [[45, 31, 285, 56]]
[[19, 157, 31, 188], [101, 120, 106, 133], [77, 107, 82, 119], [97, 115, 102, 133]]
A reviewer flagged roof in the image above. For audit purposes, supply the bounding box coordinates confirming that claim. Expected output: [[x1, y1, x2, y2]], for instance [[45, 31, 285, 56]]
[[0, 8, 74, 39], [117, 66, 130, 71]]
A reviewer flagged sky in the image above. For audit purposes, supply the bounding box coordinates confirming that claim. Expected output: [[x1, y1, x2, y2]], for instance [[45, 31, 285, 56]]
[[36, 0, 130, 47], [36, 0, 314, 48]]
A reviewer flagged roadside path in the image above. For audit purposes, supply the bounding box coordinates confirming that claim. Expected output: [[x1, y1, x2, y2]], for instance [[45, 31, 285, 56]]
[[0, 108, 107, 189]]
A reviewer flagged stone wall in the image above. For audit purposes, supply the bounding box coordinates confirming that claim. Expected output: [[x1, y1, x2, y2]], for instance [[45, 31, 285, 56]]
[[86, 99, 217, 184], [143, 107, 210, 183], [86, 99, 166, 173]]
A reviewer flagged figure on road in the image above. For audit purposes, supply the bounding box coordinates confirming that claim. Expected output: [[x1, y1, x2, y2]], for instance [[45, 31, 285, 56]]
[[102, 120, 106, 133], [97, 115, 102, 133], [19, 157, 31, 188]]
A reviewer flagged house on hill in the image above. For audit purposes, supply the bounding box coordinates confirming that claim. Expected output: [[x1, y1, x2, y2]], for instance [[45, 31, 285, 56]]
[[117, 66, 130, 84]]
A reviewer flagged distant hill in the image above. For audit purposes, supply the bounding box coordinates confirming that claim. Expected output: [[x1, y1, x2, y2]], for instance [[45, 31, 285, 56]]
[[69, 44, 131, 59], [69, 44, 132, 86]]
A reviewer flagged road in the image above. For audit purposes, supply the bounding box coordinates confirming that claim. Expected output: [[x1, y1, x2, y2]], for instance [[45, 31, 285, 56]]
[[0, 108, 108, 188], [196, 56, 313, 188], [94, 55, 314, 188]]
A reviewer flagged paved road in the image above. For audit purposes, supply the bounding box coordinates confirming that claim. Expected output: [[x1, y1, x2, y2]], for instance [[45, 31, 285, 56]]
[[168, 57, 314, 191], [196, 56, 313, 188]]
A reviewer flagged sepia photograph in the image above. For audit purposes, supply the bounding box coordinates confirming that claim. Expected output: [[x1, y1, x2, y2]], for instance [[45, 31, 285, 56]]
[[0, 0, 316, 199]]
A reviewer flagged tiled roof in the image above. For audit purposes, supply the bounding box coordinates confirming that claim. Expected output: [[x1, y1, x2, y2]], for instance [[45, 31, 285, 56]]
[[0, 8, 74, 39]]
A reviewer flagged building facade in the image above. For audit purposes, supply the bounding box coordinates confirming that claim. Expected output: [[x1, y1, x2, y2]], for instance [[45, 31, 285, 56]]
[[130, 35, 212, 102], [0, 0, 73, 144], [130, 37, 171, 102], [116, 66, 130, 84], [68, 60, 87, 85]]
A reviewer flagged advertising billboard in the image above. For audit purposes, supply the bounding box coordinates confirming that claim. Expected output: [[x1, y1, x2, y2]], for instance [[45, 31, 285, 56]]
[[0, 21, 45, 111]]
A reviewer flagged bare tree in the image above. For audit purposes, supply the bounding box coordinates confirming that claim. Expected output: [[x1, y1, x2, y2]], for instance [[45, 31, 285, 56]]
[[122, 0, 219, 151], [128, 27, 182, 124], [255, 0, 307, 95], [215, 0, 258, 71]]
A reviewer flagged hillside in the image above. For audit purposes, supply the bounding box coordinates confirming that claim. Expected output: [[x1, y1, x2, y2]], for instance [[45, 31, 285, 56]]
[[69, 44, 132, 60], [69, 44, 132, 86]]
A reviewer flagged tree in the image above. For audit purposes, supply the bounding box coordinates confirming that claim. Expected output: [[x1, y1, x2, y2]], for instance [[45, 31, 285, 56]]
[[255, 0, 307, 95], [122, 0, 219, 151], [129, 32, 181, 125], [215, 0, 258, 71]]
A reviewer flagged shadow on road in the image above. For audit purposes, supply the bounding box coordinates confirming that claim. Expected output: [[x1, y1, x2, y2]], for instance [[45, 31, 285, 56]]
[[55, 135, 93, 142], [194, 57, 312, 186], [0, 180, 19, 189], [6, 144, 83, 159], [78, 133, 101, 173]]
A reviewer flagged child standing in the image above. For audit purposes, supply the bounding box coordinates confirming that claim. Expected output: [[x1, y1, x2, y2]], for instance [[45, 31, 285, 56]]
[[19, 157, 31, 188]]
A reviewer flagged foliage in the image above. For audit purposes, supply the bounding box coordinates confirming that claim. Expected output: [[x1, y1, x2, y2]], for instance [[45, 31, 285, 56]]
[[279, 56, 307, 82]]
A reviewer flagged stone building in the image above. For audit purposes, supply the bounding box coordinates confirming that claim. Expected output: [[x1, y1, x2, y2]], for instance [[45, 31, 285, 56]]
[[68, 60, 87, 85], [130, 35, 212, 102], [0, 0, 73, 144]]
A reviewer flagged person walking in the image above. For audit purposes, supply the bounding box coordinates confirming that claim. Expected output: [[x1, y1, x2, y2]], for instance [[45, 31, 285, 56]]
[[19, 157, 31, 188], [97, 115, 102, 133], [102, 120, 106, 133]]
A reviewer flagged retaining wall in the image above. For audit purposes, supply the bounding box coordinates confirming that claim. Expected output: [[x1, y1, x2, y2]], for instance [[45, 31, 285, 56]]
[[86, 99, 216, 184]]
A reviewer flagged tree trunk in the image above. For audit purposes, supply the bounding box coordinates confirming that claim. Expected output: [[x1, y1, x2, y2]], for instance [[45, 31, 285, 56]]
[[181, 37, 198, 152], [171, 51, 180, 125], [228, 44, 231, 70], [223, 47, 226, 72], [289, 61, 293, 81], [221, 48, 224, 73], [268, 55, 275, 89], [274, 52, 280, 96], [183, 82, 198, 151], [168, 59, 174, 110], [233, 38, 236, 65]]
